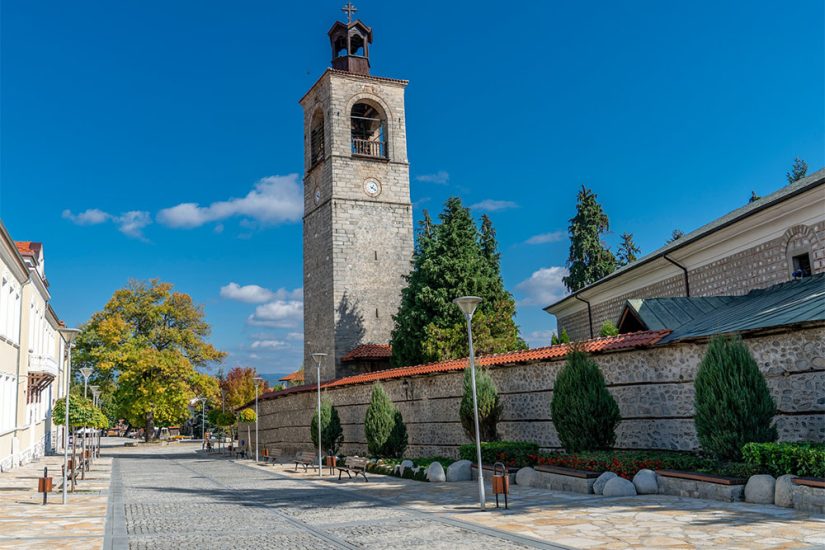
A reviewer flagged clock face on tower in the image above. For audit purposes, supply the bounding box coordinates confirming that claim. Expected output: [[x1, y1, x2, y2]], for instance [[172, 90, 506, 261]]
[[363, 178, 381, 197], [314, 187, 321, 205]]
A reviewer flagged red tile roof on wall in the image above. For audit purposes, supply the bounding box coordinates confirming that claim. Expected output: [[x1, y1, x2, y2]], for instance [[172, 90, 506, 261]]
[[340, 343, 392, 362], [279, 370, 304, 382], [15, 241, 41, 256], [238, 330, 670, 410]]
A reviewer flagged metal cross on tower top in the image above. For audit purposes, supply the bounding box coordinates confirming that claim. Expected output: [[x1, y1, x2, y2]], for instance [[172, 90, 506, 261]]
[[341, 2, 357, 23]]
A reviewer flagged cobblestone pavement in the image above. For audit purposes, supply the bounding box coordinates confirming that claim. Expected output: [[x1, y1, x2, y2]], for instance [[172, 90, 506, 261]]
[[107, 444, 558, 549]]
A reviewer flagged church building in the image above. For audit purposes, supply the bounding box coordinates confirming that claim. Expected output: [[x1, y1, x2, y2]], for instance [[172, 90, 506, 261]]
[[300, 5, 413, 383]]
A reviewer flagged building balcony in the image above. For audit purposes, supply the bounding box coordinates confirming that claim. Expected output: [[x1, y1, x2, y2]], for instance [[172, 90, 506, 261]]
[[351, 138, 386, 159], [28, 354, 59, 378]]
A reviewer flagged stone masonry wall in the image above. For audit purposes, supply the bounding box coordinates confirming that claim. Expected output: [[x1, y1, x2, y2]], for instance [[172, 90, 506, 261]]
[[242, 327, 825, 458], [559, 222, 825, 341]]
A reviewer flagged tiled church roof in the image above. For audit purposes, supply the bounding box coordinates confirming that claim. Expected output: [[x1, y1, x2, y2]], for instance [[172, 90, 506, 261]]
[[239, 330, 670, 410], [279, 370, 304, 383], [340, 343, 392, 362]]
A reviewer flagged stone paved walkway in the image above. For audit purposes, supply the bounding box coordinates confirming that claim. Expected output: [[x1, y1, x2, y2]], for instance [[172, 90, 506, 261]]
[[4, 442, 825, 549], [0, 440, 116, 550]]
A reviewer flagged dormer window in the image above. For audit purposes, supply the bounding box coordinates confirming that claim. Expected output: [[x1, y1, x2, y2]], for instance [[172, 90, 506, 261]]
[[351, 102, 387, 159]]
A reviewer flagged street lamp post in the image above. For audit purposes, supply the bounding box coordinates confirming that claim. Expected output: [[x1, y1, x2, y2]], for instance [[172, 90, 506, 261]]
[[454, 296, 486, 510], [253, 377, 264, 462], [90, 387, 100, 460], [191, 397, 207, 449], [58, 327, 80, 505], [312, 353, 327, 477], [78, 367, 93, 471]]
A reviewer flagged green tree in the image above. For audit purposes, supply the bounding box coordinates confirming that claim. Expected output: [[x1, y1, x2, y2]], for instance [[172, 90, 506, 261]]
[[599, 321, 619, 337], [667, 229, 684, 244], [75, 279, 225, 441], [551, 351, 620, 452], [220, 367, 268, 411], [364, 383, 407, 457], [390, 198, 525, 366], [786, 157, 808, 184], [311, 398, 344, 454], [459, 367, 502, 441], [53, 395, 108, 429], [749, 191, 761, 203], [616, 232, 640, 266], [551, 328, 570, 345], [694, 336, 777, 460], [563, 186, 617, 292]]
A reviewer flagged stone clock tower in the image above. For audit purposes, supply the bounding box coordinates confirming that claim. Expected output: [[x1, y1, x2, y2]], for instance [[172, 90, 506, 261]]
[[301, 7, 413, 383]]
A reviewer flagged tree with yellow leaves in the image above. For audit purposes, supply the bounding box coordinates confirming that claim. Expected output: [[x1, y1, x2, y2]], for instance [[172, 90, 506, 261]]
[[75, 279, 224, 441]]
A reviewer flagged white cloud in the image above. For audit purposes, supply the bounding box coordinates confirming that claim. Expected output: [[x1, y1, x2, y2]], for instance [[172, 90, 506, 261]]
[[157, 174, 302, 229], [524, 329, 557, 348], [525, 231, 566, 245], [247, 300, 303, 328], [62, 208, 110, 225], [469, 199, 518, 212], [220, 283, 302, 304], [250, 339, 287, 350], [116, 211, 152, 239], [415, 171, 449, 184], [63, 208, 151, 239], [286, 332, 304, 341], [515, 266, 569, 306]]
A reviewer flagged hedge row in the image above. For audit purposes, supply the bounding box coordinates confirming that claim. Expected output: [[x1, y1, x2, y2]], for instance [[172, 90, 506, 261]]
[[742, 442, 825, 478], [458, 441, 539, 468]]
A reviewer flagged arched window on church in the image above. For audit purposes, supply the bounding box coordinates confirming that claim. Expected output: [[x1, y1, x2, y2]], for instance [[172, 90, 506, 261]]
[[351, 101, 387, 159], [310, 109, 325, 167]]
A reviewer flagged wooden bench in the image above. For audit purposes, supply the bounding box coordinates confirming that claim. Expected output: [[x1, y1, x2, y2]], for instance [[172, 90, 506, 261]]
[[61, 458, 85, 484], [294, 451, 319, 472], [261, 448, 283, 465], [655, 470, 746, 486], [337, 456, 369, 482]]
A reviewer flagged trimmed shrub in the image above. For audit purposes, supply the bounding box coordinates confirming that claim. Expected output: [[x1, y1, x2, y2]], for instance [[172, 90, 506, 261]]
[[458, 440, 540, 468], [599, 321, 619, 337], [364, 383, 408, 458], [459, 367, 502, 442], [310, 398, 344, 454], [551, 350, 620, 452], [742, 442, 825, 478], [694, 336, 777, 460]]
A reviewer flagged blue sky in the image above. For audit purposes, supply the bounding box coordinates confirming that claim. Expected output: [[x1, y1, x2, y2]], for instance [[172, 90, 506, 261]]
[[2, 1, 823, 379]]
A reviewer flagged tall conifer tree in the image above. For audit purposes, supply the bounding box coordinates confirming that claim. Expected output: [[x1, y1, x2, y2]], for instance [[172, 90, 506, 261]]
[[563, 186, 616, 292], [616, 232, 640, 266], [390, 198, 525, 366]]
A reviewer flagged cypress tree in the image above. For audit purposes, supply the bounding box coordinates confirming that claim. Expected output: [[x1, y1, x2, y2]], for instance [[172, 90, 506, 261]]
[[694, 336, 777, 460], [391, 197, 525, 366], [459, 366, 502, 441], [786, 157, 808, 184], [563, 186, 617, 292], [551, 350, 620, 452], [310, 398, 344, 454], [364, 383, 407, 457]]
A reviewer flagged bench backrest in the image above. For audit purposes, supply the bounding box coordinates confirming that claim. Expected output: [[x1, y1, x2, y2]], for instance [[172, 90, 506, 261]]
[[347, 457, 368, 469], [298, 451, 317, 462], [269, 448, 283, 457]]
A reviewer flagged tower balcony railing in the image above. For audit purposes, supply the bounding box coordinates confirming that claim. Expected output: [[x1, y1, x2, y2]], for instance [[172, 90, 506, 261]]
[[28, 354, 59, 378], [351, 138, 387, 159]]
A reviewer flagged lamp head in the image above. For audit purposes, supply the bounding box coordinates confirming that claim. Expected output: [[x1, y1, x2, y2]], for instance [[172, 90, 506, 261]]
[[89, 385, 99, 392], [58, 327, 81, 344], [79, 367, 93, 379], [453, 296, 482, 318], [311, 353, 327, 367]]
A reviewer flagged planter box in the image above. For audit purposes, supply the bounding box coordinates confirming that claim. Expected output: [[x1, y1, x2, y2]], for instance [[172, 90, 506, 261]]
[[792, 477, 825, 514], [656, 470, 745, 502], [470, 464, 517, 486], [533, 465, 599, 494]]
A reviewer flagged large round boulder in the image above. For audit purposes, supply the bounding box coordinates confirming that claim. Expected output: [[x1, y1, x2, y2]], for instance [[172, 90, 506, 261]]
[[593, 471, 618, 495], [603, 476, 637, 497], [774, 474, 796, 508], [426, 461, 446, 483], [632, 469, 659, 494], [515, 467, 540, 487], [745, 474, 776, 504], [398, 459, 414, 477], [446, 459, 473, 482]]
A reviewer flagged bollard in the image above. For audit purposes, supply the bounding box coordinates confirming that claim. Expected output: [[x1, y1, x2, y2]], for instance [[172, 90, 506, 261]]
[[492, 462, 509, 510], [38, 467, 53, 505]]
